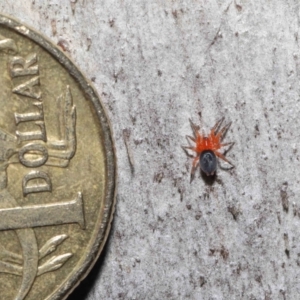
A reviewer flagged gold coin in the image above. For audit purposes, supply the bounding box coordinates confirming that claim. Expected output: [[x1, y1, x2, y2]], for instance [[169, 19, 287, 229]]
[[0, 14, 116, 300]]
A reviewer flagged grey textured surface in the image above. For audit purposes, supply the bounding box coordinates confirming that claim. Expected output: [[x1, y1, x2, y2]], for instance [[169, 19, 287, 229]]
[[2, 1, 300, 299]]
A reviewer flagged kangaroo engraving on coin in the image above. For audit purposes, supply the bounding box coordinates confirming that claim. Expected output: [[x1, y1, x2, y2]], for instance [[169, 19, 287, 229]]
[[0, 14, 116, 300]]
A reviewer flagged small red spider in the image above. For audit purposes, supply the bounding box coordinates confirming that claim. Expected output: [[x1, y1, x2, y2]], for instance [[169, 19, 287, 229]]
[[183, 117, 234, 180]]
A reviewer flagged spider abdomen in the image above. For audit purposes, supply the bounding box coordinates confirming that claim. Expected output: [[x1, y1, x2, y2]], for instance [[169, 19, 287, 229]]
[[200, 150, 217, 176]]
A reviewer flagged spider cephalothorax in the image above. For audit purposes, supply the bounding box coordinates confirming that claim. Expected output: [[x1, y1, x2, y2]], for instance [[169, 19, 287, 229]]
[[183, 117, 234, 180]]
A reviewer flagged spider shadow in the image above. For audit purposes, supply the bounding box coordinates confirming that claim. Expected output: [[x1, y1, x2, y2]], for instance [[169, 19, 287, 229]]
[[200, 170, 217, 185]]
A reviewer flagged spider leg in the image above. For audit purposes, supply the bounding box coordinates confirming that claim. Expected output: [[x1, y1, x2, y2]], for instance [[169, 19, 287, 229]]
[[222, 142, 235, 158], [185, 135, 195, 143], [189, 119, 200, 138], [181, 146, 196, 158], [220, 142, 234, 147], [190, 156, 200, 182], [217, 122, 232, 140], [182, 145, 196, 151], [212, 117, 225, 135], [215, 151, 234, 167]]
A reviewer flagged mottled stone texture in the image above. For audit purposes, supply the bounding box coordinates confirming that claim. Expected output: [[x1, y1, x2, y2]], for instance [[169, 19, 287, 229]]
[[2, 1, 300, 299]]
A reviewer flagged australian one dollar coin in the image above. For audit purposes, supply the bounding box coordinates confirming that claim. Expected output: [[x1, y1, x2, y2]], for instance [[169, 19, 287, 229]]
[[0, 14, 116, 300]]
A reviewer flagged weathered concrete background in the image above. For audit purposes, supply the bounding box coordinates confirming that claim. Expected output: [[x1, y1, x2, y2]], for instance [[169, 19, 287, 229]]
[[2, 1, 300, 299]]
